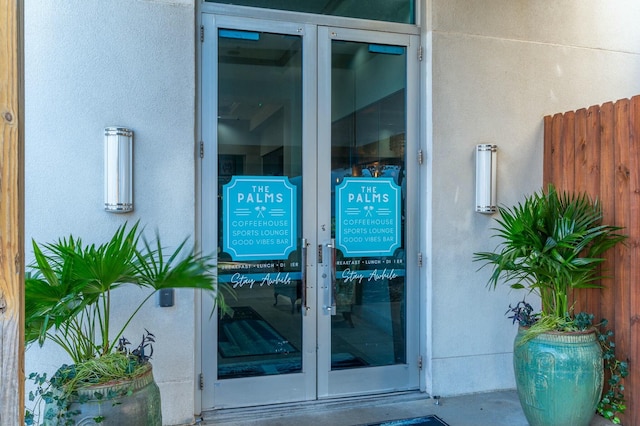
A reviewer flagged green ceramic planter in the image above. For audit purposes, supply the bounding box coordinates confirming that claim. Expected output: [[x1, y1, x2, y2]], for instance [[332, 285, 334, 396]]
[[513, 327, 603, 426]]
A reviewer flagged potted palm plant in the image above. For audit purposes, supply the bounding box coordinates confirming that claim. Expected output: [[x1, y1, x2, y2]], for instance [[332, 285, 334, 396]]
[[24, 222, 225, 425], [474, 184, 627, 426]]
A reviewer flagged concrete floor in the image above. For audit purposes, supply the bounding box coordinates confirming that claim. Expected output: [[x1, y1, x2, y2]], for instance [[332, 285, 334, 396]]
[[199, 390, 612, 426]]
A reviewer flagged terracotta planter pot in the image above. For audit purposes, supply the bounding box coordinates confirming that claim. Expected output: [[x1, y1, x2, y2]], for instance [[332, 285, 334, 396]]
[[513, 327, 603, 426]]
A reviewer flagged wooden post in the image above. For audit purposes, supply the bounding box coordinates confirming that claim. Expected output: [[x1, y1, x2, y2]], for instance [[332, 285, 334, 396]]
[[0, 0, 25, 424]]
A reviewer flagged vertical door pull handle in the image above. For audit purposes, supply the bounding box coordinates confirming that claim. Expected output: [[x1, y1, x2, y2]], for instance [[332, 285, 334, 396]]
[[329, 239, 336, 315], [301, 238, 309, 315]]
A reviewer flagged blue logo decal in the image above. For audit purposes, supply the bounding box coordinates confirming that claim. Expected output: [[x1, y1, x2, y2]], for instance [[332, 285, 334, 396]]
[[336, 177, 401, 257], [223, 176, 297, 260]]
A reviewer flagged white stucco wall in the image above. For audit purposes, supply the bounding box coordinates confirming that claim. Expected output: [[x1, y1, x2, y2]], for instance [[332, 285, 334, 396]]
[[25, 0, 197, 424], [424, 0, 640, 397]]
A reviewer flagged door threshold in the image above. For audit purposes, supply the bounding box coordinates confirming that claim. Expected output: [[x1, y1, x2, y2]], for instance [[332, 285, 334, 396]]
[[200, 391, 427, 424]]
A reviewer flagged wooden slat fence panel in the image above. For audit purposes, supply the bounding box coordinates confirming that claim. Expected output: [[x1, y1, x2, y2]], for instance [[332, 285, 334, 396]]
[[614, 99, 631, 381], [561, 110, 576, 192], [627, 95, 640, 414], [550, 113, 565, 190], [544, 94, 640, 425], [583, 106, 602, 315], [598, 101, 617, 333], [543, 115, 554, 187]]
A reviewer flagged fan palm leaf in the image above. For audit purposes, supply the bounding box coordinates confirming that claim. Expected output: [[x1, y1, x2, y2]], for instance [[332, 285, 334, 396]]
[[474, 184, 626, 322], [25, 221, 224, 364]]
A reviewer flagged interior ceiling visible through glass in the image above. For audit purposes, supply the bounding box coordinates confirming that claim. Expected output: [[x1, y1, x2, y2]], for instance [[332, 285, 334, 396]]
[[206, 0, 415, 24], [218, 32, 302, 139]]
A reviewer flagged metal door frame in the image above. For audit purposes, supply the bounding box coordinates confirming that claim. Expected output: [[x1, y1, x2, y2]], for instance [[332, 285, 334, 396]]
[[197, 11, 421, 412]]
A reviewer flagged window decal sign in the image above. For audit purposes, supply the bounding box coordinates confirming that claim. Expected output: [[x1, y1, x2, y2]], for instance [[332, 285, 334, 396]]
[[335, 177, 401, 257], [223, 176, 297, 260]]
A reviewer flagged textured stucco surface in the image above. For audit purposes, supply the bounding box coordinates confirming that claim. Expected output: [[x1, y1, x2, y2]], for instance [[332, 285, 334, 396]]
[[425, 0, 640, 396], [25, 0, 197, 424]]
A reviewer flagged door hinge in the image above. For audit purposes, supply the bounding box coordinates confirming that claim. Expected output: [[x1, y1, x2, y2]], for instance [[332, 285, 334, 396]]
[[418, 45, 423, 62], [418, 149, 423, 165], [198, 373, 204, 390], [200, 25, 205, 42], [418, 252, 423, 267], [199, 141, 204, 158], [418, 356, 423, 370]]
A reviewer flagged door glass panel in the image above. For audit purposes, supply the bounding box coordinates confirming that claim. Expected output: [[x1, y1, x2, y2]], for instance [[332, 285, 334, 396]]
[[205, 0, 415, 24], [217, 29, 303, 379], [330, 40, 407, 369]]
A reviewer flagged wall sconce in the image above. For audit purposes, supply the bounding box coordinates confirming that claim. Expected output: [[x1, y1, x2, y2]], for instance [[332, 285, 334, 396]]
[[475, 144, 497, 213], [104, 127, 133, 213]]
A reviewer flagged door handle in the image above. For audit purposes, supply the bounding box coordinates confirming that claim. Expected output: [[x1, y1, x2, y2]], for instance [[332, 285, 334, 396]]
[[329, 239, 337, 315], [323, 239, 337, 316], [300, 238, 310, 315]]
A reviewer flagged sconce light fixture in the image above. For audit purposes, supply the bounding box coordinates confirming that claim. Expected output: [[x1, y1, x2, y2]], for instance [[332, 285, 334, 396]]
[[475, 144, 497, 213], [104, 126, 133, 213]]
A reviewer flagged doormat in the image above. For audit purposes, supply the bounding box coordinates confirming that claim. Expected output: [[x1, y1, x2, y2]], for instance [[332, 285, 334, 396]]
[[219, 306, 299, 357], [364, 415, 449, 426]]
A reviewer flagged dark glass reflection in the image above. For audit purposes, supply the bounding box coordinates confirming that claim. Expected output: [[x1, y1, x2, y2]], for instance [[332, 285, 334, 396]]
[[217, 30, 303, 380], [330, 40, 407, 369]]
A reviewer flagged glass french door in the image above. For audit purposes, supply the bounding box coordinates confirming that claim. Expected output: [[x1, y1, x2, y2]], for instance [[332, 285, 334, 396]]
[[316, 26, 419, 398], [200, 14, 419, 410]]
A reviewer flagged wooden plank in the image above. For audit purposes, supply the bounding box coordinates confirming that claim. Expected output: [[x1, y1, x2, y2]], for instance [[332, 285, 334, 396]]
[[582, 106, 603, 316], [543, 115, 554, 186], [560, 110, 575, 191], [599, 102, 616, 329], [572, 108, 591, 314], [573, 108, 588, 192], [0, 0, 25, 424], [585, 105, 603, 202], [613, 99, 631, 381], [548, 113, 565, 188], [550, 113, 565, 191], [627, 95, 640, 425]]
